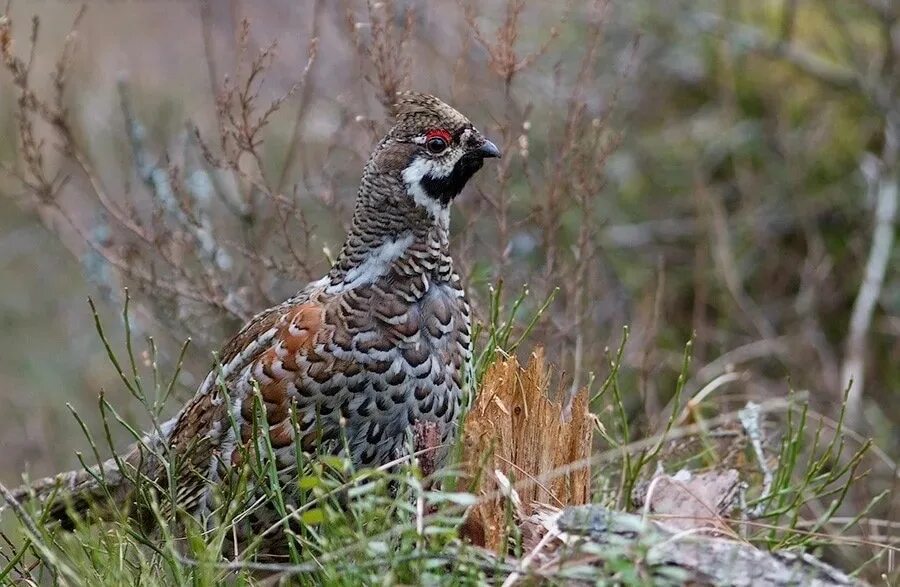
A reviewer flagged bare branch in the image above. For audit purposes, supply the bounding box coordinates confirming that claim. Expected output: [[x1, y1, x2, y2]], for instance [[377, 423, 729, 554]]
[[842, 123, 899, 427]]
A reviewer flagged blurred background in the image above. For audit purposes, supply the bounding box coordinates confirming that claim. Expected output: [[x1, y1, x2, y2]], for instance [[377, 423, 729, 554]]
[[0, 0, 897, 573]]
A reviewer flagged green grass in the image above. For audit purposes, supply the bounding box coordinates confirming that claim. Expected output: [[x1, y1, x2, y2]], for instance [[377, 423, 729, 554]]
[[0, 287, 893, 586]]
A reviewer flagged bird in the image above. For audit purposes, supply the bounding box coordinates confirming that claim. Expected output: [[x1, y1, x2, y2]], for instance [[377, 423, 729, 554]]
[[4, 92, 501, 559]]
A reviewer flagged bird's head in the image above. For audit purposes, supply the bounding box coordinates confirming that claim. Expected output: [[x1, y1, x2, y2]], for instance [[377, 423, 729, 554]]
[[371, 92, 501, 219]]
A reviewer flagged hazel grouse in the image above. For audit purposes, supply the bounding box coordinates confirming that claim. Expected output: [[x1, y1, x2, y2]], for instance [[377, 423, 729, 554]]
[[7, 92, 500, 557]]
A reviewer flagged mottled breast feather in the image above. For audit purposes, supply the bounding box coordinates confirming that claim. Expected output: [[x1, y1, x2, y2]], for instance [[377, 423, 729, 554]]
[[158, 244, 470, 554]]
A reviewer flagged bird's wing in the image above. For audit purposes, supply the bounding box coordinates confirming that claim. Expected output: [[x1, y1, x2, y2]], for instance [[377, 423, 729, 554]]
[[157, 288, 329, 498]]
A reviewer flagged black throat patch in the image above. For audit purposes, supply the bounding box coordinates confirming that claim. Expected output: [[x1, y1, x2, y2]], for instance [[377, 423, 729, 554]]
[[420, 153, 486, 206]]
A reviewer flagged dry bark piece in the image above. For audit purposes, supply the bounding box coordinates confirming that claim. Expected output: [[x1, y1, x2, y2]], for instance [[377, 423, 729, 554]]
[[413, 420, 442, 480], [459, 348, 593, 552]]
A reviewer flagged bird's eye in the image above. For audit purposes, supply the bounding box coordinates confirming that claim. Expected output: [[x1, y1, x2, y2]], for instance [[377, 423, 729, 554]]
[[426, 136, 448, 154], [424, 129, 452, 154]]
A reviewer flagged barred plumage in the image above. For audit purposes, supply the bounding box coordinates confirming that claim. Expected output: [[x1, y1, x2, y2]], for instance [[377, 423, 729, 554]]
[[6, 92, 500, 558]]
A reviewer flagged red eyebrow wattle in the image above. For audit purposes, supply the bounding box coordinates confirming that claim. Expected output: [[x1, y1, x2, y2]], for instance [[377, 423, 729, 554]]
[[425, 129, 452, 142]]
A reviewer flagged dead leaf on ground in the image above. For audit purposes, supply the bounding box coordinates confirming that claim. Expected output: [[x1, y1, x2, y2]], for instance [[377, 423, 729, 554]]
[[632, 468, 741, 533]]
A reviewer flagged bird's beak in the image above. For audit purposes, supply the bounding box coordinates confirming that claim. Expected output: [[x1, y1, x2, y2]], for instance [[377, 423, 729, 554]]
[[475, 139, 502, 159]]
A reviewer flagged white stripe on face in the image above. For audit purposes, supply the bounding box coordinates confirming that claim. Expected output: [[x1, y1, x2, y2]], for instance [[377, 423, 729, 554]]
[[403, 158, 448, 221], [402, 154, 459, 223]]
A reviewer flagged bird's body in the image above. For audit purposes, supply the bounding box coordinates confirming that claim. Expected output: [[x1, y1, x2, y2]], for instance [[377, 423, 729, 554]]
[[6, 92, 500, 558]]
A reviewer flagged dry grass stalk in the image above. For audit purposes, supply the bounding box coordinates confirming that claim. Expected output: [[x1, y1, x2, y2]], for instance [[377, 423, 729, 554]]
[[460, 348, 592, 552]]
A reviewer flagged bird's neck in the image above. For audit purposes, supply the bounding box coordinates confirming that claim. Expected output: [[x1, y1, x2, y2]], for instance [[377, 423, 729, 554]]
[[326, 175, 454, 290]]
